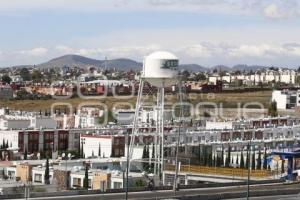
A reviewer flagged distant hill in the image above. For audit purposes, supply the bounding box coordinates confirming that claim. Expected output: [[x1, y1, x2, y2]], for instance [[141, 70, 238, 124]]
[[212, 65, 232, 72], [8, 54, 287, 72], [37, 55, 142, 70], [35, 55, 212, 72], [179, 64, 208, 72], [232, 64, 268, 72], [98, 58, 142, 70]]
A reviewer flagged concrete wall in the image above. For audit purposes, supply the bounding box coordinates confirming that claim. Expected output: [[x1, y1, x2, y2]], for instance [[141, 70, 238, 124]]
[[81, 136, 112, 158], [92, 172, 111, 191], [272, 90, 287, 110], [0, 119, 30, 130], [31, 117, 57, 129], [16, 164, 32, 183]]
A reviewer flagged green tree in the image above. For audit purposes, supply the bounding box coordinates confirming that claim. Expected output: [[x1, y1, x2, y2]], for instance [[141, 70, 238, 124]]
[[24, 147, 28, 160], [281, 160, 285, 174], [15, 89, 31, 100], [98, 143, 101, 157], [204, 146, 209, 166], [181, 70, 190, 81], [208, 147, 213, 167], [221, 146, 224, 167], [251, 149, 256, 170], [146, 145, 150, 171], [296, 76, 300, 85], [195, 73, 207, 81], [80, 143, 83, 158], [32, 70, 43, 83], [236, 155, 239, 166], [216, 154, 220, 167], [225, 145, 231, 167], [245, 145, 250, 170], [240, 150, 244, 169], [83, 164, 89, 189], [1, 75, 11, 84], [263, 147, 268, 170], [142, 145, 147, 171], [268, 101, 278, 117], [20, 68, 31, 81], [257, 148, 262, 170], [44, 157, 50, 184], [151, 143, 155, 171]]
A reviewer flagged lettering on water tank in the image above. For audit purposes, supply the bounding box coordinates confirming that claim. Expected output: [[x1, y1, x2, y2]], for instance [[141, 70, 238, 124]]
[[161, 60, 178, 69]]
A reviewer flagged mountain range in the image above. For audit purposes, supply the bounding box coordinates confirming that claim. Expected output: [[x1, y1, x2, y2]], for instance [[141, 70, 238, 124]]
[[11, 54, 283, 72]]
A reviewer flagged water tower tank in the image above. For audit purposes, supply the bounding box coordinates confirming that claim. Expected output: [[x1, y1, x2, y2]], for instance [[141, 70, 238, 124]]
[[143, 51, 179, 87]]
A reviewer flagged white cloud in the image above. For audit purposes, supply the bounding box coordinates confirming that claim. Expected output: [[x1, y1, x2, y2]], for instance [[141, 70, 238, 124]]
[[263, 3, 281, 18], [179, 42, 300, 59], [178, 44, 215, 58], [103, 45, 161, 58], [2, 42, 300, 67], [263, 1, 300, 19], [0, 0, 299, 19], [20, 47, 48, 57], [0, 0, 145, 12], [55, 45, 75, 55], [228, 44, 282, 58]]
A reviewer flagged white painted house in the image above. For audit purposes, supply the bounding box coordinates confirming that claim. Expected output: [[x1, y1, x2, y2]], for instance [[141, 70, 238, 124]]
[[272, 90, 300, 110]]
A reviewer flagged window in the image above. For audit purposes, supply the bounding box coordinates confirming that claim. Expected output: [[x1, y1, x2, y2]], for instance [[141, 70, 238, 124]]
[[34, 174, 42, 183], [119, 149, 124, 156], [113, 182, 122, 189], [115, 148, 120, 156], [114, 138, 119, 145], [88, 179, 92, 189], [100, 181, 106, 191], [73, 178, 81, 187]]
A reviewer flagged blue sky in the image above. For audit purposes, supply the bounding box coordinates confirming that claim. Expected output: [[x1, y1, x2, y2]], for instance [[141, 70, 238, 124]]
[[1, 0, 300, 67]]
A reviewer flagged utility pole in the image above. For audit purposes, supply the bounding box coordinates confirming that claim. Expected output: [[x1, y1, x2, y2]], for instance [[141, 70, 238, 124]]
[[173, 81, 184, 195], [125, 132, 129, 200], [173, 121, 181, 195], [247, 141, 251, 200]]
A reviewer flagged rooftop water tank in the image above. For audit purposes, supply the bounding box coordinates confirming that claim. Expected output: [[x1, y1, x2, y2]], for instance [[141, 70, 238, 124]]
[[143, 51, 179, 87]]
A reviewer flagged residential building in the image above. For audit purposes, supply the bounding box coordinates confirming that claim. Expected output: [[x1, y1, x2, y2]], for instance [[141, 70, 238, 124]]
[[272, 90, 300, 110], [0, 84, 13, 99]]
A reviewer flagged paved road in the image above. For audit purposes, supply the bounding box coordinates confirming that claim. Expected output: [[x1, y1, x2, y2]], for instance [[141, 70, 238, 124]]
[[15, 183, 300, 200], [231, 194, 300, 200]]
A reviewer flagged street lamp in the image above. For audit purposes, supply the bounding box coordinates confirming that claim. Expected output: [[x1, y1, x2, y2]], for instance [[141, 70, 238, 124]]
[[62, 153, 72, 170], [62, 152, 72, 188]]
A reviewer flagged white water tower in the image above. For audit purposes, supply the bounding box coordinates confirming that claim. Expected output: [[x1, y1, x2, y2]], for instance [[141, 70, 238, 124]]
[[143, 51, 179, 87], [129, 51, 179, 180]]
